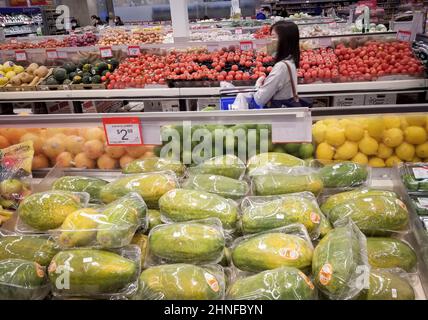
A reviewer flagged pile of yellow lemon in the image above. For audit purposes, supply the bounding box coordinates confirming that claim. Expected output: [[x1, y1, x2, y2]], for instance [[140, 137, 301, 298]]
[[313, 114, 428, 167]]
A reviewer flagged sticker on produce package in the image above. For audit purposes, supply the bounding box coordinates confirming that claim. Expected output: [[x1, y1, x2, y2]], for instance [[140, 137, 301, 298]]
[[102, 117, 144, 146], [412, 166, 428, 180]]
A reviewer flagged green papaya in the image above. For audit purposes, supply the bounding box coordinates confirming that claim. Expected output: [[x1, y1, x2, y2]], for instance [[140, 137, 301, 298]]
[[131, 233, 148, 266], [183, 174, 249, 200], [361, 270, 415, 300], [328, 196, 409, 235], [188, 155, 245, 179], [320, 188, 398, 216], [159, 189, 238, 229], [58, 208, 100, 248], [319, 212, 333, 238], [18, 191, 83, 231], [123, 157, 186, 177], [137, 264, 224, 300], [99, 172, 178, 208], [227, 266, 315, 300], [219, 247, 232, 267], [147, 209, 162, 231], [149, 220, 225, 264], [312, 222, 367, 300], [0, 259, 48, 300], [48, 249, 138, 296], [52, 176, 108, 202], [367, 237, 417, 272], [232, 232, 313, 273], [247, 152, 305, 176], [252, 173, 324, 196], [319, 162, 368, 188], [240, 195, 321, 238], [0, 235, 58, 266], [96, 193, 147, 248]]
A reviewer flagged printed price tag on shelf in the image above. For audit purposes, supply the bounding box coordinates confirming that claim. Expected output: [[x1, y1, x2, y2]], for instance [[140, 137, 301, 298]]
[[15, 50, 27, 62], [240, 41, 253, 51], [235, 28, 243, 35], [127, 46, 141, 57], [57, 50, 68, 59], [396, 30, 411, 42], [318, 37, 333, 48], [102, 117, 144, 146], [413, 167, 428, 180], [100, 46, 113, 58], [46, 49, 58, 59]]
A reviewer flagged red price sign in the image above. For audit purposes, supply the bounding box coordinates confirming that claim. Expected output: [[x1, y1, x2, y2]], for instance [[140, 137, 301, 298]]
[[127, 46, 141, 57], [240, 41, 253, 51], [396, 30, 411, 42], [46, 49, 58, 59], [102, 117, 144, 146], [100, 46, 113, 58], [15, 50, 27, 62]]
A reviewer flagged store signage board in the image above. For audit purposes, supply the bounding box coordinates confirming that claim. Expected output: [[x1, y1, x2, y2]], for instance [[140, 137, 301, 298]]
[[127, 46, 141, 57], [240, 41, 253, 51], [396, 30, 411, 42], [100, 47, 113, 59], [46, 49, 58, 59], [102, 117, 144, 146], [15, 50, 27, 62]]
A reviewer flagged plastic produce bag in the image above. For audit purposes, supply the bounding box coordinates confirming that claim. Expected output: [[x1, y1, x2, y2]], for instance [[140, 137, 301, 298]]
[[122, 157, 186, 177], [231, 224, 314, 273], [136, 264, 225, 300], [312, 219, 369, 300], [251, 166, 324, 196], [99, 171, 179, 209], [399, 163, 428, 193], [159, 188, 239, 231], [230, 92, 251, 110], [227, 266, 316, 300], [51, 176, 108, 203], [147, 209, 162, 231], [188, 155, 246, 180], [0, 259, 50, 300], [240, 192, 322, 240], [0, 141, 34, 210], [182, 174, 250, 200], [147, 218, 225, 265], [246, 152, 305, 177], [327, 195, 409, 236], [409, 195, 428, 216], [315, 161, 370, 189], [48, 245, 140, 298]]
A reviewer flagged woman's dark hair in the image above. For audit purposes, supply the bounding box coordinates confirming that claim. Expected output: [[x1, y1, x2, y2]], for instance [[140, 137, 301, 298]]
[[91, 15, 98, 20], [270, 21, 300, 67]]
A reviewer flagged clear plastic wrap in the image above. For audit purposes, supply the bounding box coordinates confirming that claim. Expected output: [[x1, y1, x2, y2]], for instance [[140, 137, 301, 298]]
[[231, 224, 314, 273], [227, 266, 316, 300], [366, 237, 417, 272], [122, 157, 186, 177], [240, 192, 322, 240], [16, 190, 90, 233], [409, 195, 428, 216], [0, 259, 50, 300], [48, 245, 140, 298], [51, 176, 109, 203], [188, 155, 246, 180], [147, 209, 162, 231], [399, 163, 428, 193], [314, 161, 370, 189], [49, 193, 147, 249], [136, 263, 225, 300], [147, 218, 225, 265], [312, 219, 369, 300], [159, 189, 239, 231], [183, 174, 250, 200], [250, 166, 324, 197], [99, 171, 179, 209], [0, 141, 34, 210], [246, 152, 306, 177], [328, 195, 409, 236], [131, 232, 149, 267]]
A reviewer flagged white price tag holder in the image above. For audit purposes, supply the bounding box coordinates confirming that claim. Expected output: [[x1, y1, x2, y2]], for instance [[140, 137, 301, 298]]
[[240, 41, 253, 51], [102, 117, 144, 146], [100, 46, 113, 59], [57, 50, 68, 59], [396, 30, 411, 42], [15, 50, 27, 62], [127, 46, 141, 57], [413, 166, 428, 180], [46, 49, 58, 59], [235, 28, 243, 35]]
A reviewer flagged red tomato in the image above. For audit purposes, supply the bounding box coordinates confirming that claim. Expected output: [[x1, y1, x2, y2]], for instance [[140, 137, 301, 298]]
[[226, 75, 234, 81], [231, 65, 239, 71]]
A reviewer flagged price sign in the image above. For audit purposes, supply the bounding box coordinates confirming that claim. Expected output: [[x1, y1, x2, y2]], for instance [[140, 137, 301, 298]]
[[57, 50, 68, 59], [235, 28, 243, 35], [46, 49, 58, 59], [127, 46, 141, 57], [240, 41, 253, 51], [396, 30, 411, 42], [102, 117, 144, 146], [100, 46, 113, 58], [15, 50, 27, 62]]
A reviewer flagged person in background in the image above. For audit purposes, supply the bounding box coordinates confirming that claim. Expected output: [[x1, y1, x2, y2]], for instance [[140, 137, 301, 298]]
[[203, 15, 210, 20], [91, 15, 104, 27], [256, 7, 270, 20], [115, 16, 125, 26], [279, 7, 289, 18], [253, 21, 300, 108], [70, 18, 79, 30]]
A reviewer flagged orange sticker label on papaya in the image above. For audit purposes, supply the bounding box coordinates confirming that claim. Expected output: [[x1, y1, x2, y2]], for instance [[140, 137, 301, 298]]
[[396, 199, 408, 212], [299, 271, 315, 290], [311, 212, 321, 224], [319, 263, 333, 286], [204, 272, 220, 293]]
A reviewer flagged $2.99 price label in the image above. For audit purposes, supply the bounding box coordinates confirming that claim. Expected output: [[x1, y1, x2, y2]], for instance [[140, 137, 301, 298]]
[[102, 117, 144, 146]]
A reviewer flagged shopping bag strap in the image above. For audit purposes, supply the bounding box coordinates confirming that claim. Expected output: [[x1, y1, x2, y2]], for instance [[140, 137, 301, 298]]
[[282, 60, 299, 102]]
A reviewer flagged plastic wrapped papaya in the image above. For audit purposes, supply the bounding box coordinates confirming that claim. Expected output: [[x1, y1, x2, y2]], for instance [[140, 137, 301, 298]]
[[123, 157, 186, 177], [231, 225, 313, 273], [136, 264, 225, 300], [318, 162, 369, 189], [0, 259, 49, 300], [227, 266, 316, 300], [131, 232, 149, 267], [247, 152, 305, 177], [328, 195, 409, 236], [0, 141, 34, 210], [147, 209, 162, 231], [188, 155, 246, 180], [183, 174, 249, 200], [159, 189, 238, 230], [312, 220, 368, 300], [240, 192, 322, 239], [99, 172, 178, 208], [148, 218, 225, 265], [52, 176, 108, 203]]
